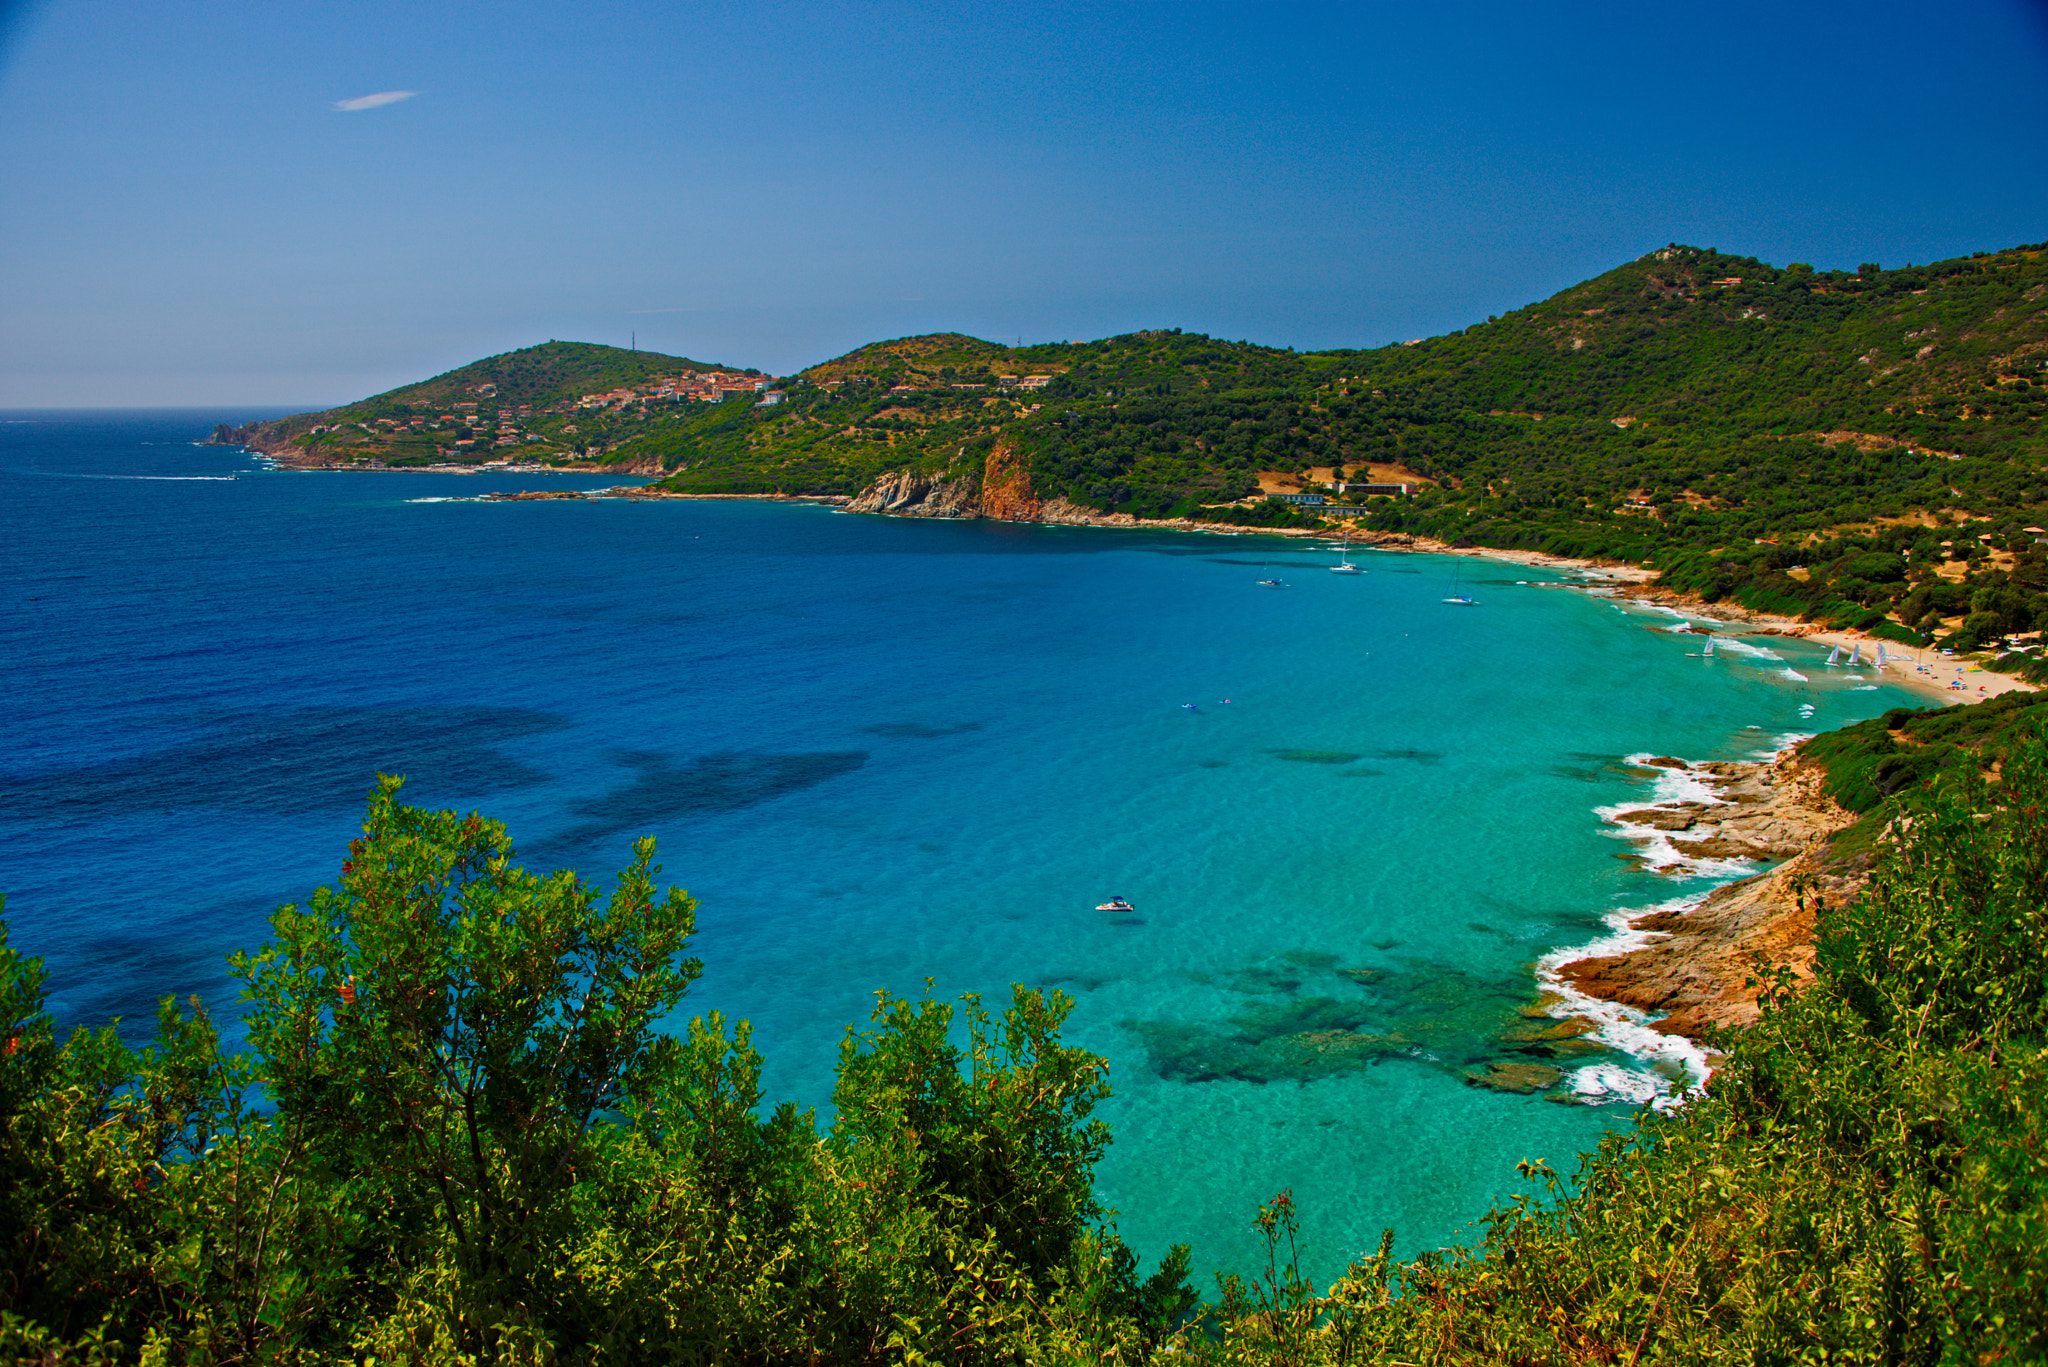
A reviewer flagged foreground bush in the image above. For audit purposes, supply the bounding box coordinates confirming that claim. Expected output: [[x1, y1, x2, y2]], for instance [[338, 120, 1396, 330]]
[[0, 776, 1192, 1364]]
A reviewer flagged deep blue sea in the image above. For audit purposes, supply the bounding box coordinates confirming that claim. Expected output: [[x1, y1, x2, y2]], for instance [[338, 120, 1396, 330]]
[[1, 410, 1920, 1284]]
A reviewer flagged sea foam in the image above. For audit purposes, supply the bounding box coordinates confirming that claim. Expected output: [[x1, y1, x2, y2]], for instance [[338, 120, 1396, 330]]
[[1534, 891, 1718, 1108]]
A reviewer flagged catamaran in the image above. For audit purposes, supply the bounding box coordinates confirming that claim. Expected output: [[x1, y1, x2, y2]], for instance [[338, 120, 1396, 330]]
[[1329, 531, 1364, 574], [1825, 645, 1845, 666], [1848, 643, 1865, 667]]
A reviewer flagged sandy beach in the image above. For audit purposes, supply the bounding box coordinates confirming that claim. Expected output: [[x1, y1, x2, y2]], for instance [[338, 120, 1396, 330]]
[[1613, 588, 2036, 707], [1329, 528, 2037, 708]]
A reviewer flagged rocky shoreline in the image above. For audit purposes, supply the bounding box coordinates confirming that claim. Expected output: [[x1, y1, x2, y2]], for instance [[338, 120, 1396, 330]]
[[1554, 749, 1866, 1045]]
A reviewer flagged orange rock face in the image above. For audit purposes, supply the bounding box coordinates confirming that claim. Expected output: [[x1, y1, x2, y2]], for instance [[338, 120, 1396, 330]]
[[980, 441, 1041, 522]]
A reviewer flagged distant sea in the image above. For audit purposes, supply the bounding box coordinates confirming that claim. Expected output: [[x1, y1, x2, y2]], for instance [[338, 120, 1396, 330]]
[[1, 409, 1920, 1283]]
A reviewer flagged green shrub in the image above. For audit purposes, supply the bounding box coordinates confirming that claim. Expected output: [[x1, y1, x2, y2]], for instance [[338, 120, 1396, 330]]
[[0, 780, 1193, 1363]]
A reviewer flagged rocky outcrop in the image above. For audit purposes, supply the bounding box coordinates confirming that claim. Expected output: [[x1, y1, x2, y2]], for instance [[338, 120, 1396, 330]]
[[844, 444, 1341, 537], [1559, 755, 1868, 1037], [979, 441, 1040, 521], [207, 422, 264, 447], [1465, 1060, 1564, 1094], [844, 458, 1233, 534], [844, 469, 980, 517]]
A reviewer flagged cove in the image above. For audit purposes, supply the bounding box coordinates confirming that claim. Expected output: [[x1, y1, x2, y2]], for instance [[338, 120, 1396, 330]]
[[0, 410, 1921, 1283]]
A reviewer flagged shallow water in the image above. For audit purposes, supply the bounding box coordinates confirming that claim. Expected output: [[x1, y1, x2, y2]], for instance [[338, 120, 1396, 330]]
[[0, 410, 1921, 1283]]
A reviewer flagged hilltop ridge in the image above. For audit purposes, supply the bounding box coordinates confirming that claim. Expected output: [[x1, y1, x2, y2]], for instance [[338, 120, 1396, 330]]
[[216, 240, 2048, 674], [217, 341, 764, 465]]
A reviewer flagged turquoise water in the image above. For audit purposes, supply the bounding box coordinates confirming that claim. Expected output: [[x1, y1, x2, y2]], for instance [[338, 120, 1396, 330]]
[[0, 411, 1921, 1284]]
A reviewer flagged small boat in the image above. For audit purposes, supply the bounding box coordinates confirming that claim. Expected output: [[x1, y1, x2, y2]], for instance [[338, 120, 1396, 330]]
[[1824, 645, 1844, 666], [1686, 637, 1717, 658], [1442, 564, 1477, 605], [1096, 897, 1135, 913], [1875, 644, 1890, 670], [1329, 531, 1364, 575], [1848, 643, 1865, 667]]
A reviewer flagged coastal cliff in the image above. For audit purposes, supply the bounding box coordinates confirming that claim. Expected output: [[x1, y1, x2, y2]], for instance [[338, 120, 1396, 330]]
[[978, 442, 1039, 521], [844, 440, 1279, 533], [844, 468, 979, 517], [1559, 752, 1865, 1039], [206, 422, 266, 448]]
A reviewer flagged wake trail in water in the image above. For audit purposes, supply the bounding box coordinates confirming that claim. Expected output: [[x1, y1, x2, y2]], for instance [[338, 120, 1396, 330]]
[[24, 471, 240, 481]]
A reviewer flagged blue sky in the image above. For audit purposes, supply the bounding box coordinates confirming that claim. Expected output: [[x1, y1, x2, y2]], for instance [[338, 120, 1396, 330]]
[[3, 0, 2045, 406]]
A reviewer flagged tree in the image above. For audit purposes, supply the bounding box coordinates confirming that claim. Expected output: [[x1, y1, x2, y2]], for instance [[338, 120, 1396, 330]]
[[233, 776, 702, 1358]]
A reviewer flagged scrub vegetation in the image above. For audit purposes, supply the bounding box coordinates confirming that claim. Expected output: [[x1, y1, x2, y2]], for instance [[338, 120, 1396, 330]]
[[6, 706, 2048, 1363]]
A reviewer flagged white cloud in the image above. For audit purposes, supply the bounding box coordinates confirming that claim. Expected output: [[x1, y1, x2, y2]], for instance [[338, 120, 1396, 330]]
[[333, 91, 417, 112]]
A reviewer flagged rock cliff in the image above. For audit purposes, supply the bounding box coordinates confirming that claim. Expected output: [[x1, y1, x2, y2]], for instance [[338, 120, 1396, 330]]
[[843, 469, 980, 517], [845, 443, 1233, 534], [206, 422, 265, 447], [978, 441, 1040, 521]]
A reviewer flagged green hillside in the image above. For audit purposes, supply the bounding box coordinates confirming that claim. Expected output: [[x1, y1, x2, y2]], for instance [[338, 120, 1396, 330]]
[[234, 341, 761, 465], [796, 331, 1065, 386], [609, 240, 2048, 669], [225, 243, 2048, 669], [347, 339, 755, 411], [621, 329, 1341, 505], [615, 242, 2048, 516]]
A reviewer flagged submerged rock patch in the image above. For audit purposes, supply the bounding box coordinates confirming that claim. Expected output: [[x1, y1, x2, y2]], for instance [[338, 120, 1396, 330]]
[[1124, 951, 1586, 1090], [1465, 1061, 1564, 1094]]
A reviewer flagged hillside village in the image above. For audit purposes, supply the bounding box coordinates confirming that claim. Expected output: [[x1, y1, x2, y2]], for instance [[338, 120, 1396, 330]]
[[271, 363, 786, 465]]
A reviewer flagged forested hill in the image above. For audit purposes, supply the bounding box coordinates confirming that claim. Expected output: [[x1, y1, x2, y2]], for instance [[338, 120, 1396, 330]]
[[220, 243, 2048, 665], [1360, 243, 2048, 456], [614, 240, 2048, 668], [219, 341, 759, 462], [625, 242, 2048, 518]]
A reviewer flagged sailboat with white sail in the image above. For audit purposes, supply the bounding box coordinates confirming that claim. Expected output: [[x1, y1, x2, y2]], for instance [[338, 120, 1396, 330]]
[[1442, 563, 1477, 606], [1825, 645, 1845, 666], [1329, 531, 1364, 574]]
